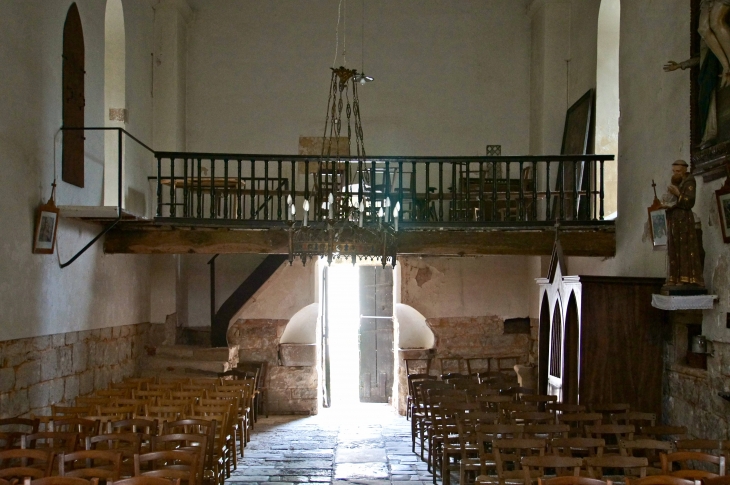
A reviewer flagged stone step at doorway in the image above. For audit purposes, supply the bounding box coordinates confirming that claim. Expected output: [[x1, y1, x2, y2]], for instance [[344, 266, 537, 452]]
[[141, 344, 239, 377]]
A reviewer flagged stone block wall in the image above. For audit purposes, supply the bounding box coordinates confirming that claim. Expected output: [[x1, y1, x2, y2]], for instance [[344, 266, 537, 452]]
[[0, 323, 159, 419], [228, 318, 319, 415], [394, 315, 537, 415]]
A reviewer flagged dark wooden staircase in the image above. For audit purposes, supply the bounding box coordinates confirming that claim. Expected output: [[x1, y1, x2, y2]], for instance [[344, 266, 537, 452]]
[[211, 254, 288, 347]]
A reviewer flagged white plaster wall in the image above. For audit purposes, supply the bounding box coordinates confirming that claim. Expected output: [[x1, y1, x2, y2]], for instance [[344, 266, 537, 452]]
[[400, 256, 531, 319], [565, 0, 688, 278], [395, 303, 435, 349], [185, 0, 531, 156], [177, 254, 316, 328], [280, 302, 319, 344], [0, 1, 155, 342]]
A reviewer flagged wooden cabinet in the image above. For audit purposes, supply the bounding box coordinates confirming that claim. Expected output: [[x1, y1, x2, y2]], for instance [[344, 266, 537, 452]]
[[537, 274, 666, 417]]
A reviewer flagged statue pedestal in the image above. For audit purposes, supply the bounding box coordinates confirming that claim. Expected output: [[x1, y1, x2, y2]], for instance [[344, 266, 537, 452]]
[[651, 293, 717, 311], [660, 285, 708, 296]]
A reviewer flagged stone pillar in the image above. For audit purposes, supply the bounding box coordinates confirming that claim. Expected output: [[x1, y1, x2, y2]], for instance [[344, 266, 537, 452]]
[[152, 0, 192, 152]]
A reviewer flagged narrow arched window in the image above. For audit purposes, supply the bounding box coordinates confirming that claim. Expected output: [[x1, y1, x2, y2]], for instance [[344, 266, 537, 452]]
[[596, 0, 620, 218], [62, 3, 85, 188]]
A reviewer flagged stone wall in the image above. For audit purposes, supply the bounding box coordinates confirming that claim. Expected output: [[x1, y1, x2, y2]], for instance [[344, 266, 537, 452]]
[[0, 322, 160, 419], [663, 310, 730, 438], [394, 316, 537, 415], [228, 319, 319, 415]]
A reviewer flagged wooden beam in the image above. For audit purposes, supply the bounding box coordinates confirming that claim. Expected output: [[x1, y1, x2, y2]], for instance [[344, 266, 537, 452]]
[[104, 225, 615, 257]]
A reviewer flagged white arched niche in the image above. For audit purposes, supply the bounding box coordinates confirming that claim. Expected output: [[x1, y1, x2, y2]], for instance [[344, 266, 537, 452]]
[[395, 304, 435, 349], [280, 302, 319, 344], [596, 0, 620, 219], [104, 0, 126, 206]]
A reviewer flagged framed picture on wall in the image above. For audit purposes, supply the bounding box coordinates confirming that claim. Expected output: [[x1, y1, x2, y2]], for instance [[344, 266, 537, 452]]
[[716, 176, 730, 243], [33, 196, 59, 254], [648, 208, 668, 248]]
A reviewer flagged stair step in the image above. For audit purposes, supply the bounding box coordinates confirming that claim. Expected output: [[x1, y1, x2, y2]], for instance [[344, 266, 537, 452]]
[[154, 345, 239, 363], [145, 356, 233, 374]]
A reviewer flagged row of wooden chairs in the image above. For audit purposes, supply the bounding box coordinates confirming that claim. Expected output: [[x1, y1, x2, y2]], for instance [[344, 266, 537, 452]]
[[1, 476, 182, 485]]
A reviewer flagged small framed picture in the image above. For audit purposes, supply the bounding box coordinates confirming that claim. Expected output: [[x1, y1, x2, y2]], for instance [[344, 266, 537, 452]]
[[33, 199, 59, 254], [716, 183, 730, 243], [649, 208, 668, 248]]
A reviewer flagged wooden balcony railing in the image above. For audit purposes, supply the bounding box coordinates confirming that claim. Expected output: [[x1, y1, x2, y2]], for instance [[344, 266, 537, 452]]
[[154, 153, 614, 227]]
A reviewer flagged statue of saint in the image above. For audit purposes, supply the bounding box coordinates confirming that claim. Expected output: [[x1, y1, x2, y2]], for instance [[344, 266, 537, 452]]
[[665, 160, 705, 288]]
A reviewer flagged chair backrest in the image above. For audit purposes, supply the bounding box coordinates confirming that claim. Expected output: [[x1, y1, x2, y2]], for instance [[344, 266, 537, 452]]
[[551, 438, 605, 458], [109, 419, 158, 436], [702, 476, 730, 485], [619, 439, 673, 457], [22, 433, 78, 454], [523, 424, 571, 441], [612, 412, 657, 428], [546, 403, 587, 414], [538, 477, 611, 485], [0, 448, 54, 480], [134, 450, 199, 485], [660, 452, 726, 479], [585, 455, 648, 479], [109, 477, 180, 485], [493, 438, 546, 479], [585, 424, 636, 442], [49, 419, 99, 437], [85, 433, 142, 459], [58, 450, 122, 481], [160, 420, 217, 475], [625, 476, 699, 485], [0, 419, 40, 436], [676, 441, 722, 453], [31, 477, 99, 485], [558, 413, 603, 436], [96, 406, 135, 420], [151, 434, 206, 485], [638, 427, 688, 441], [143, 406, 185, 420], [521, 455, 583, 484], [51, 407, 91, 419], [513, 412, 555, 425]]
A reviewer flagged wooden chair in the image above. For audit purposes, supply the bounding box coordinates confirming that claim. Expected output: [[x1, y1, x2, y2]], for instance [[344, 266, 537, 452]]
[[75, 398, 110, 409], [106, 401, 148, 419], [434, 402, 480, 485], [638, 427, 688, 441], [30, 478, 99, 485], [161, 421, 217, 484], [619, 439, 672, 474], [551, 438, 605, 458], [703, 476, 730, 485], [538, 477, 612, 485], [592, 403, 629, 426], [0, 449, 54, 480], [523, 425, 571, 442], [585, 456, 649, 480], [151, 435, 206, 485], [585, 425, 635, 455], [675, 441, 722, 454], [559, 414, 603, 438], [406, 374, 436, 421], [0, 433, 12, 451], [411, 381, 451, 459], [132, 392, 166, 402], [626, 476, 698, 485], [108, 420, 157, 437], [455, 411, 500, 485], [521, 395, 559, 411], [58, 450, 122, 482], [49, 420, 100, 439], [0, 419, 39, 450], [143, 406, 185, 421], [51, 407, 92, 419], [547, 404, 587, 415], [521, 455, 584, 485], [187, 409, 232, 483], [110, 478, 180, 485], [94, 390, 128, 400], [86, 434, 141, 478], [612, 413, 657, 429], [513, 413, 556, 426], [0, 478, 16, 485], [660, 452, 726, 480], [133, 451, 199, 485], [22, 433, 78, 454], [484, 438, 546, 485]]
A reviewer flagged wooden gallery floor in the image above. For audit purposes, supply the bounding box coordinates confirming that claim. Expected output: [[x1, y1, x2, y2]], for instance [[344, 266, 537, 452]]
[[228, 403, 429, 485]]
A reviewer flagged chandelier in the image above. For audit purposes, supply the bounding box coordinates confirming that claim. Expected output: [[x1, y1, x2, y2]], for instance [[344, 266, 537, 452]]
[[286, 67, 398, 268]]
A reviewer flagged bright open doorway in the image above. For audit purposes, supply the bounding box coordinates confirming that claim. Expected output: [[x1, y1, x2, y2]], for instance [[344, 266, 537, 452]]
[[327, 263, 361, 406], [322, 261, 395, 409]]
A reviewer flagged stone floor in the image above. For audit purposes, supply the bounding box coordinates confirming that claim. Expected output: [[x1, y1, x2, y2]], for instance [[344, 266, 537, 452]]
[[227, 403, 435, 485]]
